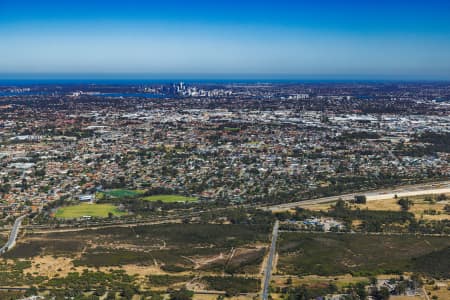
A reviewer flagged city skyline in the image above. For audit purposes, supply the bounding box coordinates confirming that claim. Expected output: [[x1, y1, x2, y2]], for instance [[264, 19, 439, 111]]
[[1, 0, 450, 80]]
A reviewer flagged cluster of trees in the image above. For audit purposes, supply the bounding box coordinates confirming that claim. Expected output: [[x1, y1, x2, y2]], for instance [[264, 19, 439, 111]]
[[397, 198, 413, 211], [0, 183, 11, 194], [329, 200, 414, 232], [199, 207, 275, 225], [409, 219, 450, 234], [354, 195, 367, 204], [337, 131, 381, 141], [412, 247, 450, 278], [278, 283, 339, 300], [369, 287, 390, 300], [147, 275, 192, 286], [33, 268, 175, 299], [202, 276, 260, 296], [395, 131, 450, 157], [415, 131, 450, 154], [169, 288, 194, 300]]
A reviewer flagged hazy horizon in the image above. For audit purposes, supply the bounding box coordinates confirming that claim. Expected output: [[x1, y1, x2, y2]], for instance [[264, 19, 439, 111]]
[[1, 73, 450, 83]]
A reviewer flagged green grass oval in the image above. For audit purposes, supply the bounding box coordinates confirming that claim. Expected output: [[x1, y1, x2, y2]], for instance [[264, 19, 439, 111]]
[[55, 203, 126, 219]]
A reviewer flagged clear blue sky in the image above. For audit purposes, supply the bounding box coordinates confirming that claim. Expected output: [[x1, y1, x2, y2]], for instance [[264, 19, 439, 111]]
[[1, 0, 450, 80]]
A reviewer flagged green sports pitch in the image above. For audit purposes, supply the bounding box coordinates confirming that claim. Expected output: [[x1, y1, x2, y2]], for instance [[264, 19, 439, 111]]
[[55, 203, 127, 219], [141, 194, 198, 203], [99, 189, 145, 198]]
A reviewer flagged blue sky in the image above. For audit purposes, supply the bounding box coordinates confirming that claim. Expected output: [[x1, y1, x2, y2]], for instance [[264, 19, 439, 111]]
[[1, 0, 450, 79]]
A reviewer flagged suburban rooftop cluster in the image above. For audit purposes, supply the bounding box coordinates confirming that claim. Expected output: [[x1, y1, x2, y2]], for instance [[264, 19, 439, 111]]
[[0, 82, 449, 216]]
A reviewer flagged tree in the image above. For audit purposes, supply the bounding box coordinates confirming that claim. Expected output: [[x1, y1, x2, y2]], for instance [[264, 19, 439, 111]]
[[410, 273, 423, 288], [21, 178, 28, 191], [394, 282, 407, 295], [334, 199, 347, 211], [355, 195, 367, 204], [372, 287, 390, 300], [225, 287, 240, 297], [121, 286, 135, 299], [346, 282, 367, 300], [444, 204, 450, 213], [35, 168, 46, 177], [397, 198, 413, 211], [93, 286, 106, 296], [436, 194, 447, 201], [25, 286, 38, 297], [152, 294, 163, 300], [0, 183, 11, 194], [170, 288, 193, 300]]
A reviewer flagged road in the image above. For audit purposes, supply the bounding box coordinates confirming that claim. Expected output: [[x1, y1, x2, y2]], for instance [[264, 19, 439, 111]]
[[261, 220, 279, 300], [0, 215, 26, 255], [264, 180, 450, 211], [27, 218, 183, 234], [278, 229, 450, 237]]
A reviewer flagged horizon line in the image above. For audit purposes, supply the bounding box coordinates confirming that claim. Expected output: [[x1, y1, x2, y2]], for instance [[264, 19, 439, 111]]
[[1, 73, 450, 83]]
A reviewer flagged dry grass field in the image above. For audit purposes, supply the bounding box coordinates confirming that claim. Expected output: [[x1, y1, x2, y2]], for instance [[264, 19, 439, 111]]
[[353, 194, 450, 220], [390, 296, 423, 300], [298, 193, 450, 221], [424, 280, 450, 300]]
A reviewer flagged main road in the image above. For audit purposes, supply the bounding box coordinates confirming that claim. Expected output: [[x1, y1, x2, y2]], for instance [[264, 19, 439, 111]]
[[264, 180, 450, 211], [261, 220, 279, 300], [0, 215, 26, 255]]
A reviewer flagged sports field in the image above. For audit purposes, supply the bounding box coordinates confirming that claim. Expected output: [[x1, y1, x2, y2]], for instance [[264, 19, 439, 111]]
[[142, 194, 198, 203], [55, 203, 126, 219], [101, 189, 145, 198]]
